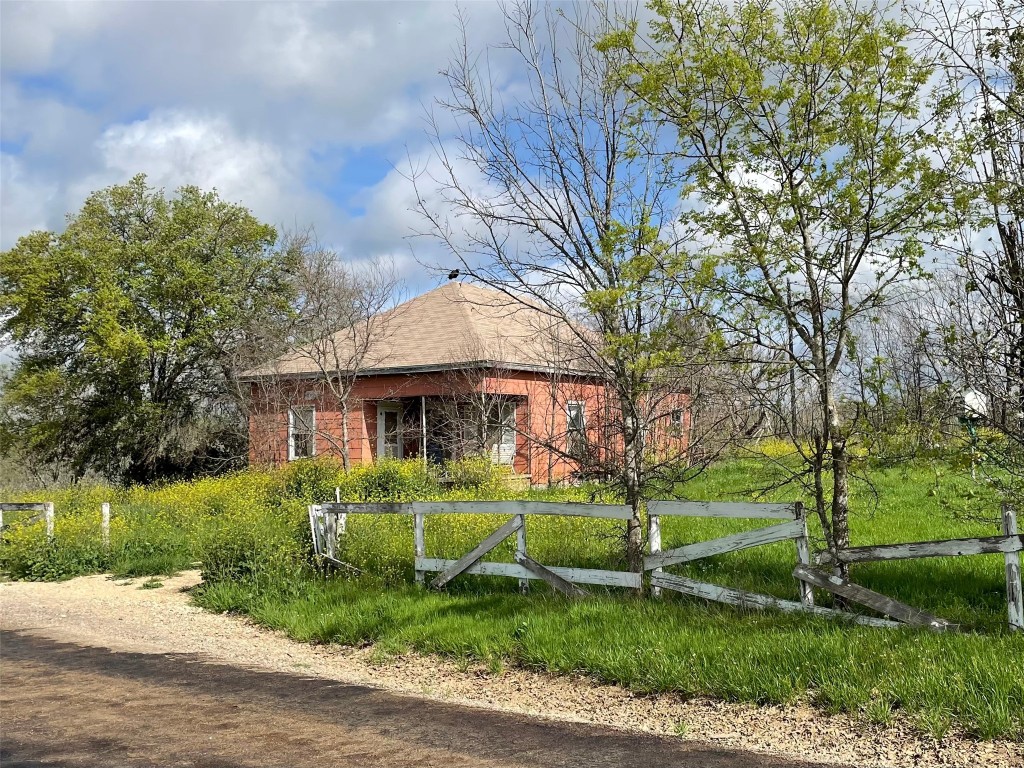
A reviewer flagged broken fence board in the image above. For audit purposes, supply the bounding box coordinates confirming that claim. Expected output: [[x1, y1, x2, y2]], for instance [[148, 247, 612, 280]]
[[647, 501, 797, 520], [1003, 506, 1023, 631], [430, 515, 524, 590], [413, 501, 634, 520], [416, 557, 642, 589], [817, 535, 1024, 565], [514, 553, 589, 598], [793, 565, 958, 631], [644, 519, 804, 571], [650, 572, 900, 629]]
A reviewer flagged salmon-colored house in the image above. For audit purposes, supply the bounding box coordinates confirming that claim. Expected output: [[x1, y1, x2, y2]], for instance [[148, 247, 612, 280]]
[[246, 282, 689, 486]]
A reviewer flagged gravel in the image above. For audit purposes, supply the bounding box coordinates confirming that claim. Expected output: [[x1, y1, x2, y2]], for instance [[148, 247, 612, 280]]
[[1, 571, 1020, 768]]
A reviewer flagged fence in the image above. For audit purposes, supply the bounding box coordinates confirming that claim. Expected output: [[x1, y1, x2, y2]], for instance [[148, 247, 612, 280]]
[[810, 504, 1023, 632], [310, 500, 641, 596], [0, 501, 110, 546], [310, 499, 1023, 631], [0, 502, 55, 538]]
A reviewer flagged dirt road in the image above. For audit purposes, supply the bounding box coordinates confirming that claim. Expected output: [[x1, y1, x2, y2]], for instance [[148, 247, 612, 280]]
[[2, 629, 835, 768], [1, 573, 1018, 768]]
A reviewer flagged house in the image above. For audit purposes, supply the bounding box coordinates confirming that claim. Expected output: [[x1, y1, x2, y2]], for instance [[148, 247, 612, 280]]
[[245, 281, 689, 485]]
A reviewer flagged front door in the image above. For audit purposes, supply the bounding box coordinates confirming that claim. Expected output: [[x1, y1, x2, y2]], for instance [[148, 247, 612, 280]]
[[376, 402, 403, 459], [490, 401, 516, 465]]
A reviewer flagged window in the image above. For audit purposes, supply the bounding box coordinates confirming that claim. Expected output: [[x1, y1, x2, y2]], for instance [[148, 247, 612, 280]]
[[671, 409, 684, 425], [288, 407, 316, 460], [567, 401, 586, 456]]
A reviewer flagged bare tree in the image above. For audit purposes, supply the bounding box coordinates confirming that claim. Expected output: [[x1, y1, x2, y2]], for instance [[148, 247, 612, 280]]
[[410, 1, 742, 569], [921, 0, 1024, 429], [241, 234, 401, 469]]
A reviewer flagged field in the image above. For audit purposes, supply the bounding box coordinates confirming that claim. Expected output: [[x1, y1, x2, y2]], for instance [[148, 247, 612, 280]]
[[1, 456, 1022, 741]]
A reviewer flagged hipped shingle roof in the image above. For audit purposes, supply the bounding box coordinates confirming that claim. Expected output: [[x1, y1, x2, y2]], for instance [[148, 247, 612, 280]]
[[246, 281, 594, 378]]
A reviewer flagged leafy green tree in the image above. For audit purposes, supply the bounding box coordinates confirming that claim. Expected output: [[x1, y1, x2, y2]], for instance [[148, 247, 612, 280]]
[[0, 175, 298, 484], [604, 0, 950, 567]]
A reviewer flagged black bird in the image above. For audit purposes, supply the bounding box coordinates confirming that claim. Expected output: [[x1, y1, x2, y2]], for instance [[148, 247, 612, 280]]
[[448, 269, 460, 280]]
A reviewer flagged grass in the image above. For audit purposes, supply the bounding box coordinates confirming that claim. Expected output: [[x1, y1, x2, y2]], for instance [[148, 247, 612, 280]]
[[3, 455, 1022, 740], [194, 570, 1023, 741]]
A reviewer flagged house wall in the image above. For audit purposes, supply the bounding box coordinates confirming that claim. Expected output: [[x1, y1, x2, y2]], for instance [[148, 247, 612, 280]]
[[248, 369, 690, 485]]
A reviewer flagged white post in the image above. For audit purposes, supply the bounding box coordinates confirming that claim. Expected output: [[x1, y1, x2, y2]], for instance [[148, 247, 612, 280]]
[[101, 502, 110, 548], [414, 510, 425, 585], [516, 514, 528, 593], [649, 511, 662, 598], [421, 394, 427, 465], [335, 487, 346, 535], [44, 501, 54, 539], [1003, 504, 1022, 631], [794, 501, 815, 607]]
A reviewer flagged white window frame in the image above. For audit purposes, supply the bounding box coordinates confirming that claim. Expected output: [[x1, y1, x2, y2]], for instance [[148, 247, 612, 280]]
[[567, 400, 586, 454], [288, 406, 316, 461]]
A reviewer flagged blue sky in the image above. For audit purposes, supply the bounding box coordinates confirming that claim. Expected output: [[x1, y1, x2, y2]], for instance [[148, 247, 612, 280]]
[[0, 0, 518, 293]]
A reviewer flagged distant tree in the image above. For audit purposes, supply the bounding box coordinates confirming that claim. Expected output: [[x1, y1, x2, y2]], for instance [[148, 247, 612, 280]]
[[908, 0, 1024, 503], [0, 174, 299, 484], [605, 0, 950, 568]]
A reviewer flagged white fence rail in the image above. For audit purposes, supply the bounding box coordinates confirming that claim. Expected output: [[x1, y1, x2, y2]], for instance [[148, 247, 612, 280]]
[[308, 500, 641, 594]]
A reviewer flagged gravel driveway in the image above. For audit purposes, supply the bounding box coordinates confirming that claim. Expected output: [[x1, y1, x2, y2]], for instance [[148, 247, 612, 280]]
[[0, 572, 1019, 768]]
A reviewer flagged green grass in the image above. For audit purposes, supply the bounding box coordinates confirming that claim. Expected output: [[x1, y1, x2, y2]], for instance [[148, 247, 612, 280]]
[[194, 572, 1023, 741], [192, 458, 1023, 741]]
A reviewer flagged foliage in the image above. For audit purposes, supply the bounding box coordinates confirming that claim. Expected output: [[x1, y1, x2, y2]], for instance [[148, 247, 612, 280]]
[[603, 0, 950, 567], [0, 174, 299, 484]]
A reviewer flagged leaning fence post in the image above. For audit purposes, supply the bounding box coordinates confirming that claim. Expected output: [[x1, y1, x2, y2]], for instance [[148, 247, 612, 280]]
[[794, 501, 815, 607], [101, 502, 110, 548], [515, 514, 528, 594], [649, 506, 662, 598], [414, 507, 425, 585], [44, 501, 54, 539], [307, 504, 323, 557], [1002, 504, 1022, 631]]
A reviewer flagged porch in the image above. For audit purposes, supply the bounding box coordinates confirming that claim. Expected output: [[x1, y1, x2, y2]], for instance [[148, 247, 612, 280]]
[[367, 394, 525, 473]]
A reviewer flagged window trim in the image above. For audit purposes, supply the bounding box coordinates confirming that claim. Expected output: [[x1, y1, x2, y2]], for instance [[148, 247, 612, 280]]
[[566, 400, 586, 454], [288, 406, 317, 461]]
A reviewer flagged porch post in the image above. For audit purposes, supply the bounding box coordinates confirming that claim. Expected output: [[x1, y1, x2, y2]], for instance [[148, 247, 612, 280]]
[[421, 395, 427, 465]]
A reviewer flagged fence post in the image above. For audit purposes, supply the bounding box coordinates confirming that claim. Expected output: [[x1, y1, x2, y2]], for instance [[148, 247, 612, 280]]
[[335, 487, 346, 535], [794, 501, 815, 607], [44, 501, 54, 539], [1003, 504, 1022, 631], [649, 509, 662, 598], [516, 514, 528, 594], [414, 508, 425, 585], [101, 502, 110, 549]]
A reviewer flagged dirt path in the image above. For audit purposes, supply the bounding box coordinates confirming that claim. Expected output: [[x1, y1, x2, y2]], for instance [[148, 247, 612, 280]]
[[0, 573, 1019, 768]]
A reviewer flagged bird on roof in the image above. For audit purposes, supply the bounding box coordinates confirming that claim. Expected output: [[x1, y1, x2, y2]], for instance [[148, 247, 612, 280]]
[[448, 269, 460, 280]]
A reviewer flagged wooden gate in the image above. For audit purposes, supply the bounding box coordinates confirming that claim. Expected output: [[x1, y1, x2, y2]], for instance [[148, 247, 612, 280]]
[[308, 500, 641, 595]]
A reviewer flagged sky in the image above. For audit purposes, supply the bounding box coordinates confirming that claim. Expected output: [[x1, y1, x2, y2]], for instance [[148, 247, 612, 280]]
[[0, 0, 518, 293]]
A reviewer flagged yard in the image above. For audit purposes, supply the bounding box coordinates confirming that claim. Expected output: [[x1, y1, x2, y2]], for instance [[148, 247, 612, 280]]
[[1, 455, 1022, 742]]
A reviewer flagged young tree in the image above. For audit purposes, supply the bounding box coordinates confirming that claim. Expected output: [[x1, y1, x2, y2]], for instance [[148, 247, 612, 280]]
[[411, 1, 741, 569], [0, 175, 298, 483], [606, 0, 949, 566]]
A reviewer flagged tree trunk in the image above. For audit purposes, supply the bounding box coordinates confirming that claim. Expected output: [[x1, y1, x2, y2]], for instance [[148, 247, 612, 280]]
[[340, 402, 351, 472]]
